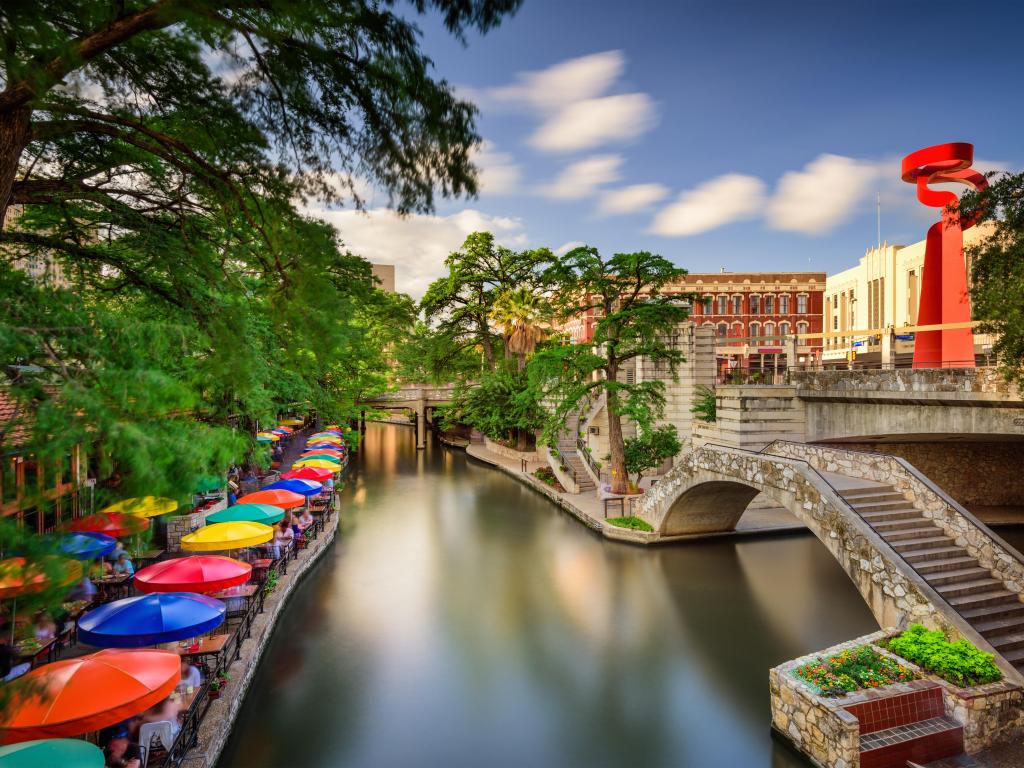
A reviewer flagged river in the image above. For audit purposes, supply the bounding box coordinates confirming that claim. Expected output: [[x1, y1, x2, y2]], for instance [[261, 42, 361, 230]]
[[219, 423, 1023, 768]]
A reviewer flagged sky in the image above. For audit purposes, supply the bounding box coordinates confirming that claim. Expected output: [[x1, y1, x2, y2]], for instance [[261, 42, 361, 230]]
[[310, 0, 1024, 297]]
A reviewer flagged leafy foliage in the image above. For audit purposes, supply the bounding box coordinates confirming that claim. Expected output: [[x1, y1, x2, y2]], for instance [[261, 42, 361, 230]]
[[605, 516, 653, 532], [959, 172, 1024, 386], [623, 424, 681, 485], [794, 646, 917, 696], [690, 385, 717, 423], [439, 368, 545, 445], [886, 624, 1002, 687]]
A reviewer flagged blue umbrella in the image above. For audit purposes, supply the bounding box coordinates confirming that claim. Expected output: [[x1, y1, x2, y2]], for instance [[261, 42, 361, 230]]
[[306, 443, 345, 452], [262, 479, 323, 497], [57, 532, 117, 561], [77, 592, 225, 648]]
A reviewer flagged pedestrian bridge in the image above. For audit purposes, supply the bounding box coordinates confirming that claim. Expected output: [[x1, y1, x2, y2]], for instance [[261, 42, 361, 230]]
[[635, 440, 1024, 683], [357, 385, 458, 448]]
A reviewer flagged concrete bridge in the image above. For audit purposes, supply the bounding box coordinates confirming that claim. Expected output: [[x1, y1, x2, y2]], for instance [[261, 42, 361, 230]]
[[357, 385, 457, 449], [635, 439, 1024, 683]]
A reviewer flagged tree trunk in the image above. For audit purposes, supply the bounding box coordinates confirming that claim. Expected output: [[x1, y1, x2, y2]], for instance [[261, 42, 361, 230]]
[[605, 364, 627, 495], [479, 319, 496, 372], [0, 106, 32, 229], [516, 427, 528, 452], [516, 352, 525, 372]]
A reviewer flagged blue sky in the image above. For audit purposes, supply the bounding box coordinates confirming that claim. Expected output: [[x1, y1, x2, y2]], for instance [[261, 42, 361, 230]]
[[317, 0, 1024, 296]]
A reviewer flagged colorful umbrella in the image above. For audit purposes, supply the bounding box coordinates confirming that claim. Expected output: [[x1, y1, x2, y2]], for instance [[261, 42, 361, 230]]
[[66, 513, 149, 539], [270, 429, 289, 436], [235, 489, 305, 509], [180, 522, 273, 552], [100, 497, 178, 518], [262, 479, 323, 497], [280, 467, 334, 482], [292, 459, 341, 472], [0, 649, 181, 743], [78, 593, 225, 648], [256, 432, 280, 441], [134, 556, 252, 594], [280, 418, 304, 426], [298, 453, 341, 465], [309, 434, 341, 442], [207, 503, 284, 526], [0, 557, 82, 600], [302, 446, 343, 455], [275, 425, 295, 433], [57, 532, 116, 561], [255, 435, 274, 444], [0, 739, 105, 768]]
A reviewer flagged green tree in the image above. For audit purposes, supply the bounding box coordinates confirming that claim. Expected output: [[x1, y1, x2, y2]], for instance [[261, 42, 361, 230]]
[[490, 286, 548, 371], [959, 172, 1024, 386], [623, 424, 682, 488], [529, 247, 690, 494], [439, 368, 544, 448], [420, 231, 554, 376]]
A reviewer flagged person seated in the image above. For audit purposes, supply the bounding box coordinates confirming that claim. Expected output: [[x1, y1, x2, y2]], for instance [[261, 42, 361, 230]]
[[297, 508, 314, 533], [90, 560, 114, 579], [104, 729, 141, 768], [178, 658, 202, 691], [111, 540, 127, 560], [271, 520, 294, 558], [140, 696, 182, 744], [112, 552, 134, 576], [33, 611, 57, 643], [68, 574, 98, 602]]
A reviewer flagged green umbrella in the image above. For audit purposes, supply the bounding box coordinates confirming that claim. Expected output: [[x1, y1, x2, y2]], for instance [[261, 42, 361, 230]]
[[207, 503, 285, 526], [300, 453, 341, 464], [194, 475, 224, 494], [0, 739, 104, 768]]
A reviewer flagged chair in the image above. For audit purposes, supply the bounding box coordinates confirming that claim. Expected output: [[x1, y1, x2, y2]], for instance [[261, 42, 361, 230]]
[[138, 720, 177, 768]]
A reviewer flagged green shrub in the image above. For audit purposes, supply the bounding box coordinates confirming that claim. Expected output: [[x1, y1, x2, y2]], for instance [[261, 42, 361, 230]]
[[886, 624, 1002, 687], [794, 645, 916, 696], [690, 386, 716, 423], [606, 516, 654, 532]]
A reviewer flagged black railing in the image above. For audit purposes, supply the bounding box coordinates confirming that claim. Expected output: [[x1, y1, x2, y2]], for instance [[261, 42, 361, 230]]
[[576, 438, 601, 479]]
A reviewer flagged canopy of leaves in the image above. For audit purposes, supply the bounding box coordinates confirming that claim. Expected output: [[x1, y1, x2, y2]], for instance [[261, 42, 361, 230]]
[[438, 368, 544, 443], [623, 424, 681, 484]]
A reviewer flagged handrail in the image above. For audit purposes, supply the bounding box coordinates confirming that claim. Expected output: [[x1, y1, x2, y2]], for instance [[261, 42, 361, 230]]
[[576, 437, 600, 479]]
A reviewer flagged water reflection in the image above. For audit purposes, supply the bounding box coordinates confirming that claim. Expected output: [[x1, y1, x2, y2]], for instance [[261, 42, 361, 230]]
[[219, 424, 878, 768]]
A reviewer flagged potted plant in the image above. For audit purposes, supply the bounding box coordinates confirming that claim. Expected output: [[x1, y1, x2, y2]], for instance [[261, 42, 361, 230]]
[[208, 670, 231, 700]]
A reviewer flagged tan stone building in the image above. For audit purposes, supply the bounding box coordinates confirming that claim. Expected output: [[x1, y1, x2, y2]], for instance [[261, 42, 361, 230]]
[[370, 263, 395, 293]]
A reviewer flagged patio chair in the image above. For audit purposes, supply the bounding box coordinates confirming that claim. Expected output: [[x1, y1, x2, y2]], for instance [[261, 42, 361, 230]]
[[139, 720, 177, 768]]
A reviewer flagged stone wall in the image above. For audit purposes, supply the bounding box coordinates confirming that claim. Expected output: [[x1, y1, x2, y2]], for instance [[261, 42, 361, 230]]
[[166, 511, 205, 553], [943, 678, 1024, 754], [839, 441, 1024, 508], [791, 367, 1020, 398], [483, 437, 542, 464], [691, 384, 807, 450]]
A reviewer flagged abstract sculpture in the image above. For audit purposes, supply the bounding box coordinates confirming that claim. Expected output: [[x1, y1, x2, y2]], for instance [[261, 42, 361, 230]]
[[901, 143, 987, 368]]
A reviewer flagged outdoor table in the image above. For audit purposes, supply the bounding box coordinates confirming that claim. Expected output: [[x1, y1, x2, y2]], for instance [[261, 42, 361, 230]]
[[161, 633, 230, 676], [14, 636, 56, 668], [130, 548, 165, 567], [210, 583, 258, 617], [91, 573, 130, 602]]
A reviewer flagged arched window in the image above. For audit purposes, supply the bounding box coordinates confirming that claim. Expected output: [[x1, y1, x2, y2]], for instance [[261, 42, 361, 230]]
[[779, 322, 790, 337], [763, 322, 775, 339], [717, 323, 728, 338], [749, 321, 760, 340], [796, 321, 809, 336], [749, 295, 760, 315], [702, 296, 713, 315]]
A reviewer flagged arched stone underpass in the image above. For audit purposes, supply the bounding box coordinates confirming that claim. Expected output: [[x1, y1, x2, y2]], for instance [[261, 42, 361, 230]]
[[634, 443, 1024, 683]]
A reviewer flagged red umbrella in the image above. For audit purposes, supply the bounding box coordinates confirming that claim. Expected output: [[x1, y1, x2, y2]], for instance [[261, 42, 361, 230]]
[[280, 467, 334, 482], [134, 555, 252, 594], [236, 489, 305, 509], [66, 513, 149, 538], [0, 649, 181, 743]]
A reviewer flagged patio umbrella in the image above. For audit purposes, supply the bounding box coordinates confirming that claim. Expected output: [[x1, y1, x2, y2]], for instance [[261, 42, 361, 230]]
[[255, 434, 274, 443], [256, 432, 280, 441], [194, 475, 224, 494], [57, 532, 116, 561], [77, 593, 225, 648], [262, 479, 323, 497], [0, 557, 83, 643], [207, 503, 284, 525], [292, 459, 341, 472], [134, 556, 251, 594], [0, 649, 181, 743], [309, 434, 341, 443], [270, 429, 289, 436], [100, 497, 178, 518], [66, 513, 149, 539], [275, 425, 294, 433], [298, 453, 341, 464], [280, 467, 334, 482], [180, 522, 273, 552], [0, 739, 104, 768], [302, 446, 343, 455], [236, 489, 305, 509], [280, 418, 304, 426]]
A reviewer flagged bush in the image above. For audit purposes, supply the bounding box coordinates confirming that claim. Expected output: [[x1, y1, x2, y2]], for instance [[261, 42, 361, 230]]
[[606, 516, 653, 532], [690, 386, 716, 423], [794, 646, 917, 696], [885, 624, 1002, 687], [533, 467, 565, 492]]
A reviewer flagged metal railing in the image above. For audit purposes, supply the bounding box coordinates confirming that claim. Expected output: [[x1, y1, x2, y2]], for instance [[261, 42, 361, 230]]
[[576, 437, 601, 479]]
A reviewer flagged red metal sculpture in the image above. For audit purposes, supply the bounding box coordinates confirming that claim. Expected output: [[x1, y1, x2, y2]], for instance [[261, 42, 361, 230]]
[[901, 143, 987, 368]]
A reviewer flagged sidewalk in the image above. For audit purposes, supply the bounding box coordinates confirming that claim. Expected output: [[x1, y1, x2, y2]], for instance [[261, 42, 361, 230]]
[[464, 442, 807, 545]]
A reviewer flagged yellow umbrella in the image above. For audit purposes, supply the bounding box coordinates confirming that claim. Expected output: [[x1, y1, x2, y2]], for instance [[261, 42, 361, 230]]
[[292, 459, 342, 472], [281, 418, 304, 426], [101, 497, 179, 518], [180, 522, 273, 552], [256, 432, 280, 441], [307, 436, 341, 445]]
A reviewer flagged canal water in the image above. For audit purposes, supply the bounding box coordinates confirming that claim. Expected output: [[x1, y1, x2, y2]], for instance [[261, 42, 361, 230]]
[[221, 423, 914, 767]]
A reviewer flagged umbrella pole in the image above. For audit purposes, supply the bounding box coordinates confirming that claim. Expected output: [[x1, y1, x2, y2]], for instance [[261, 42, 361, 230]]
[[10, 596, 15, 645]]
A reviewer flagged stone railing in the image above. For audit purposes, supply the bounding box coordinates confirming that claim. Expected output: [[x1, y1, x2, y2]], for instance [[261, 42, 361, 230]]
[[790, 368, 1020, 400]]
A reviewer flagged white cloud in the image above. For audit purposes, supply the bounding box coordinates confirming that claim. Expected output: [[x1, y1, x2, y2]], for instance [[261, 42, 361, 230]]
[[309, 207, 526, 299], [649, 174, 767, 237], [555, 240, 585, 256], [481, 51, 657, 154], [538, 154, 623, 200], [768, 154, 881, 235], [596, 183, 670, 217], [471, 141, 521, 196]]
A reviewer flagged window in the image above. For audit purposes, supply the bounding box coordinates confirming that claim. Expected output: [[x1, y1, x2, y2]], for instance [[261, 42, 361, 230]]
[[764, 295, 774, 314], [833, 315, 839, 330], [779, 322, 790, 337], [796, 321, 809, 335], [717, 295, 727, 315], [702, 296, 712, 315], [717, 323, 728, 338], [908, 271, 918, 324], [732, 295, 742, 315], [749, 322, 760, 339], [749, 295, 760, 314], [1, 458, 17, 503], [764, 322, 775, 339], [797, 294, 808, 314], [779, 295, 790, 314]]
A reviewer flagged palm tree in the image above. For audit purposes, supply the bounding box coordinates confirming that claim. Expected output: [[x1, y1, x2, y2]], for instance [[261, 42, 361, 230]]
[[490, 287, 547, 371]]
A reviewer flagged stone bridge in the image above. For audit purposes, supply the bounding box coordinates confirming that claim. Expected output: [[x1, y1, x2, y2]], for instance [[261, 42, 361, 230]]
[[357, 385, 458, 448], [635, 440, 1024, 683]]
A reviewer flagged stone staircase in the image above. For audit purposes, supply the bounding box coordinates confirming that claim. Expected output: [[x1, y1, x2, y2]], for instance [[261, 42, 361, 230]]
[[556, 410, 595, 493], [837, 480, 1024, 676]]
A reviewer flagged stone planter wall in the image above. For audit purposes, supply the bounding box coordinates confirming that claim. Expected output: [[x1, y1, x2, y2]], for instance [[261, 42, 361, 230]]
[[540, 445, 578, 494], [483, 437, 541, 464], [941, 677, 1024, 753], [166, 511, 205, 553]]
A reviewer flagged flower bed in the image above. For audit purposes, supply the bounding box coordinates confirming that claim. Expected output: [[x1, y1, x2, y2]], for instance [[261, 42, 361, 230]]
[[793, 645, 917, 696], [881, 624, 1002, 687]]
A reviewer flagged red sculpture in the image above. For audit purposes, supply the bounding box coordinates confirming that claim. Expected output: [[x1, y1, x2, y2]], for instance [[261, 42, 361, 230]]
[[901, 143, 987, 368]]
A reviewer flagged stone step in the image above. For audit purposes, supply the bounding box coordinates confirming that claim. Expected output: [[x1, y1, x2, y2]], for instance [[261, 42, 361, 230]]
[[846, 492, 907, 506], [840, 485, 897, 498], [987, 631, 1024, 653], [861, 509, 927, 524], [882, 526, 949, 543], [946, 589, 1020, 610], [892, 535, 956, 551], [934, 578, 1007, 598], [870, 518, 932, 534], [922, 566, 991, 586], [959, 601, 1024, 623], [913, 557, 981, 575], [901, 546, 970, 564], [1001, 647, 1024, 667], [851, 500, 917, 514], [858, 715, 963, 768], [975, 614, 1024, 637]]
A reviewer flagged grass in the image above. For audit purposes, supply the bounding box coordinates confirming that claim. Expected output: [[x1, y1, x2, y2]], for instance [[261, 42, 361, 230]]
[[606, 516, 653, 532]]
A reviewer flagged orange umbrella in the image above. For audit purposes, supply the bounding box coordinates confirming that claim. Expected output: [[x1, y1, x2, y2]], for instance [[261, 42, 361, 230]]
[[0, 649, 181, 743], [0, 557, 82, 600], [66, 513, 149, 538], [235, 489, 305, 509]]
